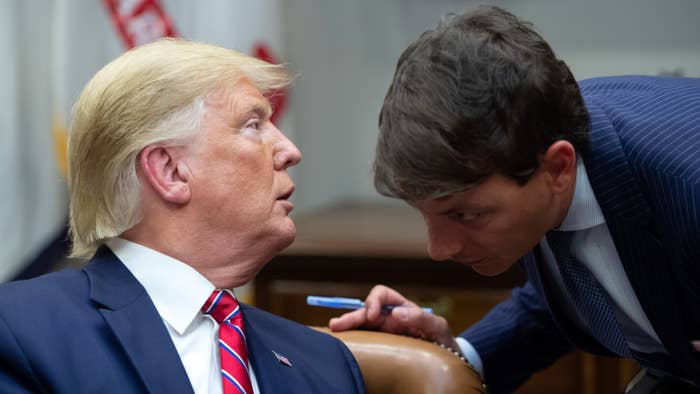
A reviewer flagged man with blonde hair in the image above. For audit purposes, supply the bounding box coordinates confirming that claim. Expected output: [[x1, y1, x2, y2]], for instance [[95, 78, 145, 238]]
[[0, 39, 365, 394]]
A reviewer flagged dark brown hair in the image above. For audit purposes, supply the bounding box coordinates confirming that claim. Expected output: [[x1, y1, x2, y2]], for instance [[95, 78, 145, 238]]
[[374, 6, 589, 201]]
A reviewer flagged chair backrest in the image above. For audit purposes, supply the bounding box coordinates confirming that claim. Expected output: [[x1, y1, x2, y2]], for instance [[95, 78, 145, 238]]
[[314, 327, 485, 394]]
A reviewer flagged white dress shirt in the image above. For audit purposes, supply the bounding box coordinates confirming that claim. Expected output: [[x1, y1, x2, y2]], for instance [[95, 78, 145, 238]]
[[106, 238, 260, 394], [457, 159, 665, 378]]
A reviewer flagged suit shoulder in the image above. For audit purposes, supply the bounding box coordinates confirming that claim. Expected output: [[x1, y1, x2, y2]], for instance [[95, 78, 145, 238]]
[[580, 76, 700, 183], [0, 268, 88, 315], [241, 304, 339, 343], [0, 267, 86, 293], [579, 75, 700, 97], [240, 305, 356, 358]]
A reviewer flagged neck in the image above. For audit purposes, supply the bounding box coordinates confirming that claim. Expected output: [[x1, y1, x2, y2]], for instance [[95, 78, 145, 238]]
[[122, 217, 263, 289], [552, 170, 578, 230]]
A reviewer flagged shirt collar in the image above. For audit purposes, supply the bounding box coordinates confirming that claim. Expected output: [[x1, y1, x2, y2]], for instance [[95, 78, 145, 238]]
[[105, 238, 215, 335], [557, 158, 606, 231]]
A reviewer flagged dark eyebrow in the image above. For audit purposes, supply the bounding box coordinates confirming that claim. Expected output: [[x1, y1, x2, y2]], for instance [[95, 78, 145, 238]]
[[436, 207, 458, 216], [436, 198, 488, 216]]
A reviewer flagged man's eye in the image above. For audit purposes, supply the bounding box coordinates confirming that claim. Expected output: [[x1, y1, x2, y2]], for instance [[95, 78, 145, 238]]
[[246, 120, 261, 130], [449, 211, 480, 224]]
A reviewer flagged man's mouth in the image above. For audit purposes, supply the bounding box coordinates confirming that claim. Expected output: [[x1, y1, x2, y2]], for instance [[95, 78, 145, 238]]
[[277, 186, 295, 201]]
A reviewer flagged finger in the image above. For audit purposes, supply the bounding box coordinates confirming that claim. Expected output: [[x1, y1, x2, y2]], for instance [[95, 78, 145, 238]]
[[390, 306, 453, 345], [364, 285, 417, 321], [328, 308, 368, 332]]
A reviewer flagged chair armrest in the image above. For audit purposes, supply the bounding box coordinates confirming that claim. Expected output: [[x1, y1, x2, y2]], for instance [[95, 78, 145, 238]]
[[313, 327, 486, 394]]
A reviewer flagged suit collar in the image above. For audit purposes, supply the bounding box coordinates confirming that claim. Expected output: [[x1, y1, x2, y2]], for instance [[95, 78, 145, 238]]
[[84, 245, 146, 310], [83, 246, 194, 394], [557, 158, 606, 231], [582, 101, 652, 225], [105, 238, 215, 335]]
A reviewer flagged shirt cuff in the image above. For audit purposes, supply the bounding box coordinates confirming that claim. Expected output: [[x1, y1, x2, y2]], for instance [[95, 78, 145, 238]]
[[455, 336, 484, 380]]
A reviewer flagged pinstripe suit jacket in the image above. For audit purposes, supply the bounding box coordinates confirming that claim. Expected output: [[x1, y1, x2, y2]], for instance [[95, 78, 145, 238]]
[[462, 76, 700, 393]]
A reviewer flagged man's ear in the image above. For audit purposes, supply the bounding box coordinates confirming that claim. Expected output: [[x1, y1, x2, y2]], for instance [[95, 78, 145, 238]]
[[138, 145, 191, 205], [541, 140, 577, 194]]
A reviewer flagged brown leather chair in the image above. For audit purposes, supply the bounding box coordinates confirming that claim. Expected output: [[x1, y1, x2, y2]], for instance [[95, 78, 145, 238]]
[[314, 327, 486, 394]]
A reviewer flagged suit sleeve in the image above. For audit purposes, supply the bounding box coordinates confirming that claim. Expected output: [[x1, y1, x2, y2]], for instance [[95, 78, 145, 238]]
[[0, 314, 44, 393], [460, 279, 574, 394]]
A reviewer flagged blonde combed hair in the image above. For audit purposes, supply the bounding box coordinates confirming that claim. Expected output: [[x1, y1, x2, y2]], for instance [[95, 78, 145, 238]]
[[68, 38, 293, 258]]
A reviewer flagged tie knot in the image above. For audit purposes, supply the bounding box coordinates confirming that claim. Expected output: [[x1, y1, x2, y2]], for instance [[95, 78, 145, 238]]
[[201, 290, 241, 325]]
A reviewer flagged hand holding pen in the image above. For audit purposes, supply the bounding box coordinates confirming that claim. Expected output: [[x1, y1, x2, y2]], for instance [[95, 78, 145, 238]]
[[322, 285, 459, 352], [307, 296, 434, 314]]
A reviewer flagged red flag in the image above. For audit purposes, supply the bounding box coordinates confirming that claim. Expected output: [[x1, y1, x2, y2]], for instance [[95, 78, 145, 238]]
[[253, 43, 288, 124], [104, 1, 288, 124], [103, 0, 177, 49]]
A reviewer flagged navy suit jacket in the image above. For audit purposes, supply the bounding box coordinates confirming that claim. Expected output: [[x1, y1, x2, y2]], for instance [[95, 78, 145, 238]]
[[462, 76, 700, 393], [0, 247, 366, 394]]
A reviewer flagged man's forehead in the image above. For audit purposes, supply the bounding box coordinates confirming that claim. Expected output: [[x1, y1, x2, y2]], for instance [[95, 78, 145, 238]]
[[216, 81, 272, 119], [409, 194, 461, 212], [409, 184, 488, 213]]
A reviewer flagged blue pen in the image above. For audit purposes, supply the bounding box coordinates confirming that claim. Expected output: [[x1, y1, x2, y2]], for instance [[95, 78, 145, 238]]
[[306, 296, 433, 314]]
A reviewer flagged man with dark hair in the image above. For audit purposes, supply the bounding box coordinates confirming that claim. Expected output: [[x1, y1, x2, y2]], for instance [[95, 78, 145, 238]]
[[330, 6, 700, 393]]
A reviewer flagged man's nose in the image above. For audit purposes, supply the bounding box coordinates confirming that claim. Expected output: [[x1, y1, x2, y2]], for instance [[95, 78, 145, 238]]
[[427, 227, 464, 261], [272, 126, 302, 170]]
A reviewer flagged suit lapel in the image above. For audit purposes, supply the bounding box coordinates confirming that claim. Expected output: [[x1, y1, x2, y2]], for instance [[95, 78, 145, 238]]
[[583, 102, 700, 378], [83, 247, 194, 394], [243, 305, 306, 394], [242, 306, 290, 394]]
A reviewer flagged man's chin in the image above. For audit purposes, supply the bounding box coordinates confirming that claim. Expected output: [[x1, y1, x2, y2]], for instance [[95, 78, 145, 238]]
[[469, 260, 511, 277], [279, 233, 296, 250], [273, 225, 296, 252]]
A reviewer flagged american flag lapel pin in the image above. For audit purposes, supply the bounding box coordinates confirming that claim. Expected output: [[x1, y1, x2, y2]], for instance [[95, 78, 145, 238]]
[[272, 350, 293, 367]]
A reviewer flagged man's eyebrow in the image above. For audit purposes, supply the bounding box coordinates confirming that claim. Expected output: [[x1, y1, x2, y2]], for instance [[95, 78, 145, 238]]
[[240, 101, 272, 120]]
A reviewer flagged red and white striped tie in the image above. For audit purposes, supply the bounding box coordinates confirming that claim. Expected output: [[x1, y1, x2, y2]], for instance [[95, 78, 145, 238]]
[[201, 290, 253, 394]]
